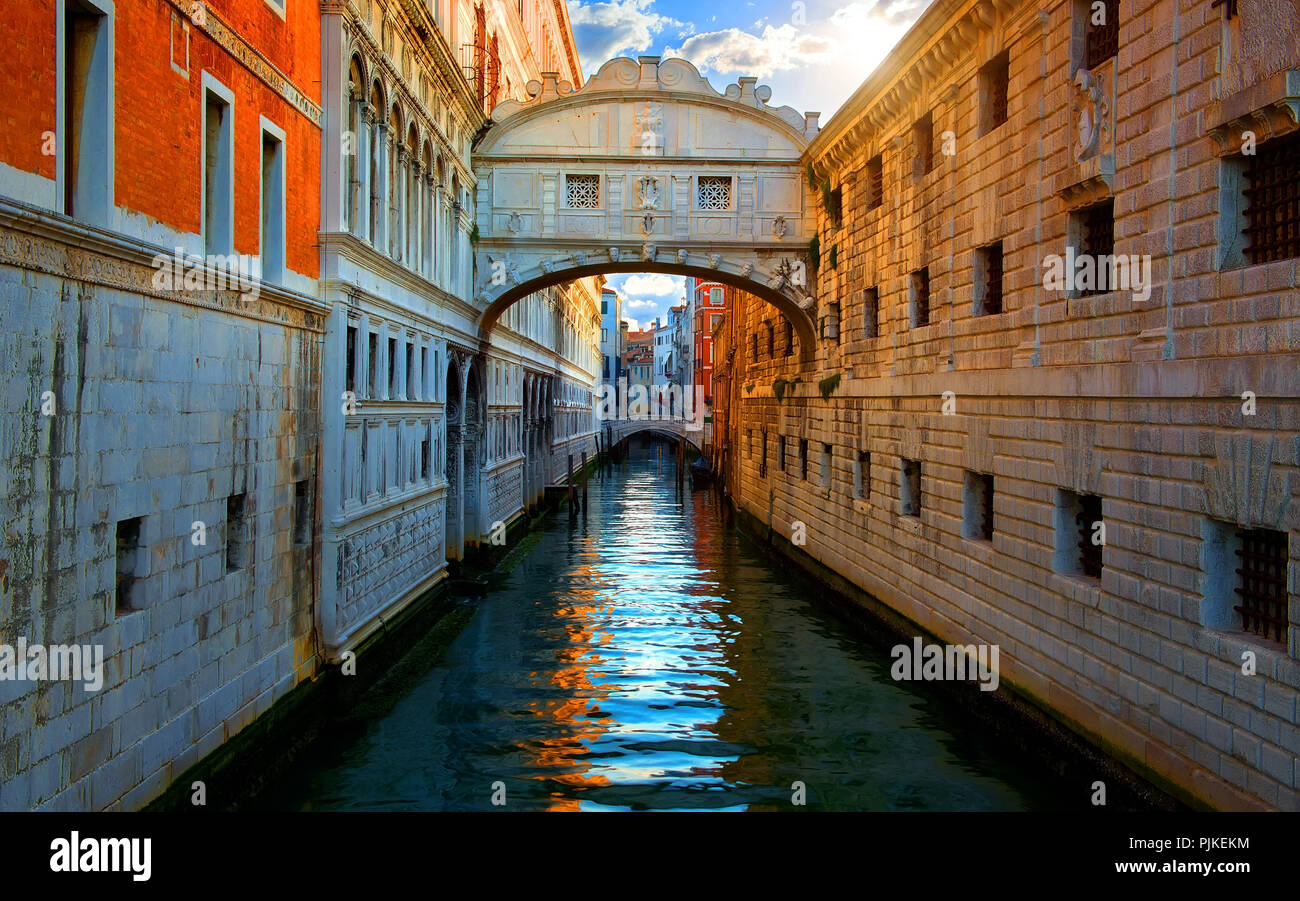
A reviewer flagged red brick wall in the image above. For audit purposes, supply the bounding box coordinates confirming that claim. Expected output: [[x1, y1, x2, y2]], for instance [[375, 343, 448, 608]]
[[0, 0, 320, 278], [0, 0, 57, 181]]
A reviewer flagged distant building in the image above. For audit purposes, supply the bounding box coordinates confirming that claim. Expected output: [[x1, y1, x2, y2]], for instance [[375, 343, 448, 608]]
[[692, 282, 729, 401]]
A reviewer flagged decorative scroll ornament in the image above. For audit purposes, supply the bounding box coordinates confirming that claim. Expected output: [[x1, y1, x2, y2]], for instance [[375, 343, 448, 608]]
[[636, 175, 661, 210], [1072, 68, 1109, 162]]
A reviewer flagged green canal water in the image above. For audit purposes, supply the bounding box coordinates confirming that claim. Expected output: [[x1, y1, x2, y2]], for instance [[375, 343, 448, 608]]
[[257, 443, 1086, 811]]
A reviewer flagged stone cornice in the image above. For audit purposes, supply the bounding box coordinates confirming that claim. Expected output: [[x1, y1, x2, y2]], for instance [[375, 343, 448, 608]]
[[171, 1, 323, 127], [319, 230, 479, 321], [0, 199, 328, 329], [1205, 70, 1300, 156], [808, 0, 1022, 175]]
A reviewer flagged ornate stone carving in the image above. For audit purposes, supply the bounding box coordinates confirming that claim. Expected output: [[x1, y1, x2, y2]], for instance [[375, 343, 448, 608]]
[[635, 175, 661, 210], [773, 215, 787, 238], [1072, 68, 1109, 162], [641, 212, 655, 235], [1201, 434, 1294, 530], [708, 253, 722, 269], [608, 247, 620, 262], [641, 243, 656, 262], [676, 249, 688, 264], [506, 211, 524, 233]]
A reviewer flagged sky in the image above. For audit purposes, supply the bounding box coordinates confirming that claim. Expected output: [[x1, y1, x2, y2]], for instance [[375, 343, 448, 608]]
[[567, 0, 933, 328]]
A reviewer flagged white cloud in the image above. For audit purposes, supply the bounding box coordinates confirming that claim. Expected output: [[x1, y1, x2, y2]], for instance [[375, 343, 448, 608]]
[[662, 24, 833, 78], [567, 0, 681, 72], [830, 0, 928, 30], [620, 273, 685, 299], [624, 297, 661, 312]]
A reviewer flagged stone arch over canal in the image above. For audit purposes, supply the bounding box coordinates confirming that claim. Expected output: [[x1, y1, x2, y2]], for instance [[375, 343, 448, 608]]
[[470, 56, 822, 364]]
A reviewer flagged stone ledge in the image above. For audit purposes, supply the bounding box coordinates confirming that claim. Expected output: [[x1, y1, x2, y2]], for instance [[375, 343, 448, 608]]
[[1053, 154, 1115, 210], [1206, 71, 1300, 157]]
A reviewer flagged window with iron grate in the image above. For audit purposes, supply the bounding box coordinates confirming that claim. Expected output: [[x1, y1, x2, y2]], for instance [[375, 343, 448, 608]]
[[799, 439, 808, 480], [867, 154, 884, 210], [1072, 199, 1114, 297], [1085, 0, 1119, 68], [1242, 130, 1300, 264], [913, 114, 934, 178], [565, 173, 600, 208], [863, 287, 879, 338], [1233, 528, 1289, 644], [976, 242, 1004, 315], [784, 319, 795, 357], [910, 267, 930, 327], [1076, 494, 1103, 578], [697, 176, 731, 210], [979, 51, 1010, 136], [901, 459, 922, 517]]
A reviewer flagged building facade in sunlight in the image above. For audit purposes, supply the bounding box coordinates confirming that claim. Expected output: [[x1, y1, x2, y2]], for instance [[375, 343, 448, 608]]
[[316, 0, 599, 664], [718, 0, 1300, 810]]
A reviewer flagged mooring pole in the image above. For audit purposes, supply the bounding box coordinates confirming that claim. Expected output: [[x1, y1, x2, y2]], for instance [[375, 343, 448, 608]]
[[567, 453, 575, 511], [581, 450, 589, 510]]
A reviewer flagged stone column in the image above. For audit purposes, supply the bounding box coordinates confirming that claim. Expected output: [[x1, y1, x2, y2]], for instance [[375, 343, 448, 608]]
[[372, 122, 389, 253], [358, 104, 374, 244]]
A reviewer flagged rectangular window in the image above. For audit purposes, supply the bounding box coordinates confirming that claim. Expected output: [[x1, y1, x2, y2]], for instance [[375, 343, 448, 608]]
[[387, 336, 397, 397], [1202, 519, 1289, 644], [115, 516, 142, 614], [866, 153, 883, 210], [406, 342, 415, 400], [760, 430, 768, 477], [601, 299, 608, 314], [710, 287, 723, 306], [978, 51, 1010, 137], [367, 332, 378, 399], [1242, 130, 1300, 265], [204, 86, 234, 256], [565, 173, 600, 208], [828, 187, 843, 228], [292, 480, 310, 547], [784, 319, 794, 357], [963, 471, 995, 541], [1084, 0, 1119, 69], [697, 176, 732, 210], [345, 324, 357, 395], [863, 287, 879, 338], [820, 443, 832, 488], [901, 459, 922, 517], [260, 127, 286, 284], [1055, 489, 1102, 578], [799, 439, 809, 481], [777, 435, 786, 471], [421, 346, 429, 398], [421, 425, 432, 480], [854, 451, 871, 500], [975, 242, 1004, 315], [225, 492, 247, 573], [913, 113, 934, 179], [910, 267, 931, 328], [747, 429, 753, 459], [1070, 200, 1115, 297], [1211, 0, 1238, 18], [63, 0, 112, 225]]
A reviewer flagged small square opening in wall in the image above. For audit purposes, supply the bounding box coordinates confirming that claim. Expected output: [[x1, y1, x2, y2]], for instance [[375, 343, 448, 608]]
[[900, 459, 921, 517], [565, 173, 600, 209], [1201, 519, 1290, 645], [115, 517, 143, 614], [799, 438, 809, 481], [854, 451, 871, 500], [292, 480, 311, 547], [226, 493, 248, 573], [1055, 489, 1102, 578], [963, 471, 994, 541]]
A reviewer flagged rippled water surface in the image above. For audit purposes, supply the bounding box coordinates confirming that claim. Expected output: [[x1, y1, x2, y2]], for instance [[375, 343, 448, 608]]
[[264, 444, 1073, 811]]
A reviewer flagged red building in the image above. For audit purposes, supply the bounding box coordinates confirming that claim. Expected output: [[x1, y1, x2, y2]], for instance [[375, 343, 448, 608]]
[[692, 281, 729, 397]]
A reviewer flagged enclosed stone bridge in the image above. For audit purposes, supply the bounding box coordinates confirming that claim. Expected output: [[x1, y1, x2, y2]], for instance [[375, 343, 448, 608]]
[[471, 56, 821, 361]]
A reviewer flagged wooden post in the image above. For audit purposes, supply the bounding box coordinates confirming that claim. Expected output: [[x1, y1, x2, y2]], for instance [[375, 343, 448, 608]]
[[581, 450, 588, 509], [567, 453, 575, 509]]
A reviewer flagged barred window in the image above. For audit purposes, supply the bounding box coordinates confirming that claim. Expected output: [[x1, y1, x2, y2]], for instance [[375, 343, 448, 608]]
[[697, 176, 731, 210], [1243, 131, 1300, 265], [976, 242, 1004, 315], [913, 113, 934, 178], [1211, 0, 1238, 18], [979, 51, 1009, 136], [1085, 0, 1119, 69], [1071, 199, 1114, 297], [963, 471, 994, 541], [1233, 528, 1289, 644], [863, 287, 879, 338], [565, 173, 600, 208], [910, 267, 930, 327], [867, 154, 883, 210]]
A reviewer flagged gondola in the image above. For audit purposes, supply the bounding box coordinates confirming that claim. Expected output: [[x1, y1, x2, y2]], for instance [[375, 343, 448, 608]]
[[688, 456, 713, 489]]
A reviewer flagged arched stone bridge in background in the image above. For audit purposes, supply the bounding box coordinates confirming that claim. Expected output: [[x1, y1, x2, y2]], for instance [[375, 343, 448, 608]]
[[603, 416, 706, 454], [470, 55, 822, 362]]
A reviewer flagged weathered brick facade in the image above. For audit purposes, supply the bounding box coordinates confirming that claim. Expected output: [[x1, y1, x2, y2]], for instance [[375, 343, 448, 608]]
[[719, 0, 1300, 809]]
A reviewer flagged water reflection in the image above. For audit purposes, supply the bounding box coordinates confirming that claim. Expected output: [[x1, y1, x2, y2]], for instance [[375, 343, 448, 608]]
[[262, 440, 1070, 811]]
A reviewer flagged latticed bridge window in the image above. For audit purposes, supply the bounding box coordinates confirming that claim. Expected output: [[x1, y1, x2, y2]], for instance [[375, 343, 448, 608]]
[[565, 174, 600, 209], [1243, 130, 1300, 264], [697, 176, 732, 210]]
